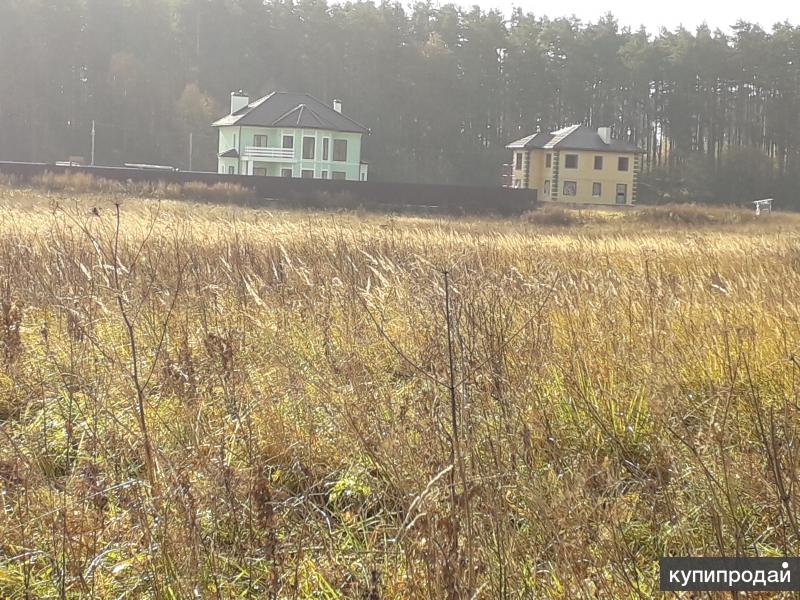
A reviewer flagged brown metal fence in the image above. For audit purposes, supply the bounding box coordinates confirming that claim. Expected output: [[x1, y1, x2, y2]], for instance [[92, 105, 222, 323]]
[[0, 162, 538, 216]]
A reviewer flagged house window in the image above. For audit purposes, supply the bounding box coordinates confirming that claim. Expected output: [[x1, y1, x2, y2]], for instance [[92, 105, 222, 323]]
[[253, 135, 268, 147], [282, 135, 294, 149], [594, 156, 603, 170], [616, 183, 627, 204], [281, 168, 292, 178], [545, 153, 552, 168], [564, 154, 578, 168], [302, 137, 315, 160], [563, 181, 577, 196], [514, 179, 521, 188], [543, 180, 550, 195], [332, 171, 346, 180], [515, 152, 523, 170], [228, 166, 235, 175], [333, 139, 347, 162], [321, 170, 328, 179], [360, 173, 366, 181], [254, 167, 268, 177], [322, 138, 330, 161], [592, 182, 602, 197], [301, 169, 314, 179], [618, 156, 629, 171]]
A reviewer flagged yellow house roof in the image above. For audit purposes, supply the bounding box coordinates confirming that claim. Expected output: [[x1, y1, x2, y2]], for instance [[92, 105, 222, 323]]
[[507, 124, 642, 153]]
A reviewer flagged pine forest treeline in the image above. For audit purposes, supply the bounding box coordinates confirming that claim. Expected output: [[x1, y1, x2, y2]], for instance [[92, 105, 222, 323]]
[[2, 0, 800, 205]]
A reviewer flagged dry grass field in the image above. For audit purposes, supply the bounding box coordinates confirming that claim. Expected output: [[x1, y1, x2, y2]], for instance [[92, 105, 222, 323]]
[[2, 183, 800, 598]]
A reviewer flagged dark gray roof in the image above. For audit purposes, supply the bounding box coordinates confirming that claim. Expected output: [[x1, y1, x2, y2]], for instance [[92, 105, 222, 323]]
[[218, 148, 240, 158], [507, 125, 641, 153], [213, 92, 369, 134], [506, 132, 551, 149]]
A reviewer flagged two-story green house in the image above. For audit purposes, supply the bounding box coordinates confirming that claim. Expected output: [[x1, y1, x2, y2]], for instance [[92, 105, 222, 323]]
[[213, 91, 369, 180]]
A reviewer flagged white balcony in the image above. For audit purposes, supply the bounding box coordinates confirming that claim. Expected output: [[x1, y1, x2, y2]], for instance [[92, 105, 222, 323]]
[[243, 146, 295, 161]]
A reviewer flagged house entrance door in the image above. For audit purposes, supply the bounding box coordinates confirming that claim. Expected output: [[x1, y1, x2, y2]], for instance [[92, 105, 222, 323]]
[[616, 183, 627, 204]]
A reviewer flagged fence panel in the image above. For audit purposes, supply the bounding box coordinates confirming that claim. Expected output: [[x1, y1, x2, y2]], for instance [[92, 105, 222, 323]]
[[0, 162, 538, 216]]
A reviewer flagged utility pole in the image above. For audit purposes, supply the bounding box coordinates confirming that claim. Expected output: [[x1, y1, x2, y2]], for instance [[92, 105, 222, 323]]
[[188, 132, 193, 171], [91, 120, 96, 166]]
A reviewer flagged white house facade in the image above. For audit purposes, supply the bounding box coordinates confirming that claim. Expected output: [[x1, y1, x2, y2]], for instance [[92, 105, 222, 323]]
[[213, 91, 369, 181]]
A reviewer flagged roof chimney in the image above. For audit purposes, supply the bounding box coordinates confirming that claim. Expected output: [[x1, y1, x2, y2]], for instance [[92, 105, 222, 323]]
[[230, 90, 249, 115], [597, 126, 612, 144], [332, 99, 342, 113]]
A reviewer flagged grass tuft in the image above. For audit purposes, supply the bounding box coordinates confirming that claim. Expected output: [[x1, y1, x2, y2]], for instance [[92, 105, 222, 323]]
[[524, 205, 586, 226]]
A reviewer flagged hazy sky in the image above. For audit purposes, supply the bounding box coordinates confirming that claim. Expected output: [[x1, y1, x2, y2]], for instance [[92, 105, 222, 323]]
[[460, 0, 799, 33]]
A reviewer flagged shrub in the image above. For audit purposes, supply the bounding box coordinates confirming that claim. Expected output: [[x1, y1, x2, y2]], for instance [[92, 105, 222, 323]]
[[635, 203, 760, 226], [291, 189, 364, 211], [124, 180, 184, 198], [24, 172, 256, 203], [31, 171, 125, 194], [179, 181, 256, 203], [524, 206, 585, 227]]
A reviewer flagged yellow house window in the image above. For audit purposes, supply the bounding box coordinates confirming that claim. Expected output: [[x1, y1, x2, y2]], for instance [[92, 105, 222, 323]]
[[594, 156, 603, 169], [563, 181, 577, 196], [564, 154, 578, 168], [515, 152, 523, 170], [545, 153, 552, 168], [592, 182, 602, 197], [618, 156, 629, 171], [543, 180, 550, 195]]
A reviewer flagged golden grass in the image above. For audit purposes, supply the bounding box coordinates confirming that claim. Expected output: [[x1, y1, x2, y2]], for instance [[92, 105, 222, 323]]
[[27, 171, 256, 202], [2, 187, 800, 598]]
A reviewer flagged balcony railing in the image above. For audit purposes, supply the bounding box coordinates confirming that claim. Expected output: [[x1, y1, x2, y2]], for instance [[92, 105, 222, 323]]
[[244, 146, 295, 161]]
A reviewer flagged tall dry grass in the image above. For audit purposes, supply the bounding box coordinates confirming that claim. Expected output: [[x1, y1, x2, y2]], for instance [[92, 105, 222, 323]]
[[25, 171, 256, 203], [1, 187, 800, 598]]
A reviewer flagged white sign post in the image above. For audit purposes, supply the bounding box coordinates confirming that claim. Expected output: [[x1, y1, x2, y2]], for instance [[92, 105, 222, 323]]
[[753, 198, 773, 216]]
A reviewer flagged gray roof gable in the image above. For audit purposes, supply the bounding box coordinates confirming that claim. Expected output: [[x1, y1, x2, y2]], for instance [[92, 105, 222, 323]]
[[213, 92, 369, 134], [507, 124, 641, 153], [506, 132, 550, 149]]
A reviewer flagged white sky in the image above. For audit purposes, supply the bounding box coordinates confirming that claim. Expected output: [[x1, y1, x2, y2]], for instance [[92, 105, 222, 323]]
[[456, 0, 799, 33]]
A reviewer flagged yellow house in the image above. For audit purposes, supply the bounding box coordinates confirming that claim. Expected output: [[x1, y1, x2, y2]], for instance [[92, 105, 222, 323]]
[[506, 124, 642, 205]]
